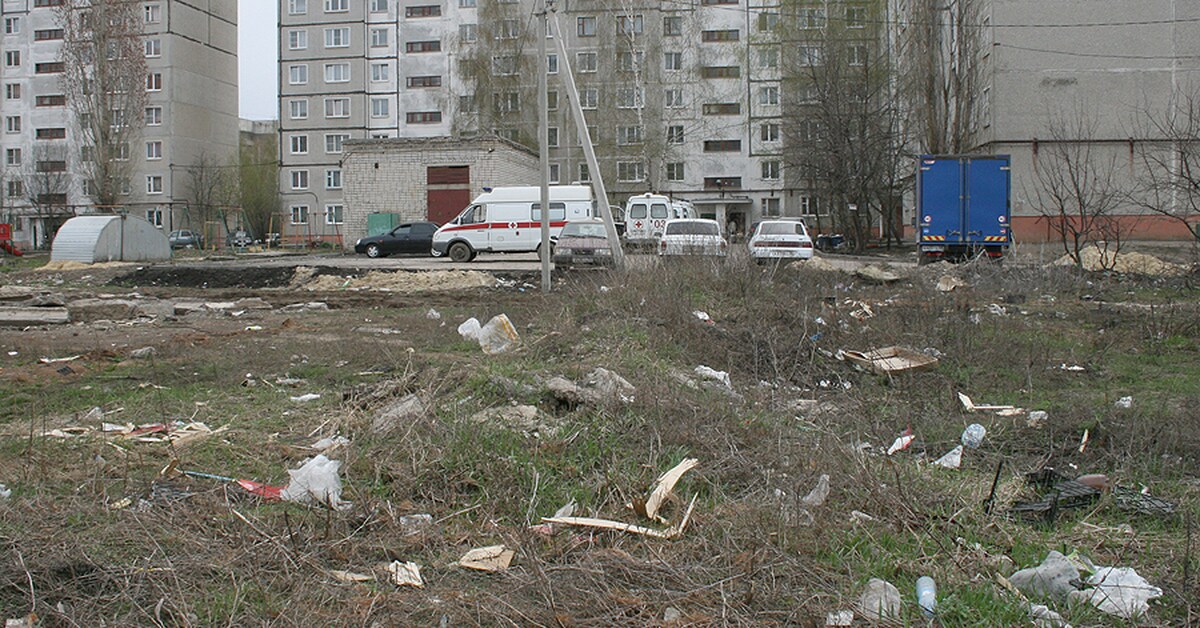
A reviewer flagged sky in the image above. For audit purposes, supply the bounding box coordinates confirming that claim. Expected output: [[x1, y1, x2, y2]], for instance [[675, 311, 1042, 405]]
[[239, 2, 279, 120]]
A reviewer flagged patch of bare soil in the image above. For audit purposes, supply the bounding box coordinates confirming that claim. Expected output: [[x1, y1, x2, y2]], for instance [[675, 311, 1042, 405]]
[[110, 266, 331, 289], [299, 270, 497, 293]]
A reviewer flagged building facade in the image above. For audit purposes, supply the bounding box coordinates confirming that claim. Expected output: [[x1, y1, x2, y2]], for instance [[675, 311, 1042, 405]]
[[0, 0, 239, 250]]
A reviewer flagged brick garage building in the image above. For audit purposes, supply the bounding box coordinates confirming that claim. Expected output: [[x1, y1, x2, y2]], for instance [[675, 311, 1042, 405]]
[[342, 136, 539, 247]]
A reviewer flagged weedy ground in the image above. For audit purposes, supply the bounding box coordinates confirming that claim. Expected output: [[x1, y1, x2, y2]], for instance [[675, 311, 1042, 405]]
[[0, 251, 1198, 626]]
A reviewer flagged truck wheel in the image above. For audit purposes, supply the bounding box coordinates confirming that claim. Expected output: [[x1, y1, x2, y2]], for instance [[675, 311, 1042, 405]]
[[448, 242, 472, 263]]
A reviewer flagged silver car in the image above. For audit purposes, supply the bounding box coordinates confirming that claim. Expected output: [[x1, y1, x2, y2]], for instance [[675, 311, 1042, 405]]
[[658, 219, 727, 257]]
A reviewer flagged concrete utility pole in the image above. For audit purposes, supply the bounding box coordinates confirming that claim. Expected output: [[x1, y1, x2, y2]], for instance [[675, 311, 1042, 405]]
[[538, 0, 552, 293], [549, 6, 626, 270]]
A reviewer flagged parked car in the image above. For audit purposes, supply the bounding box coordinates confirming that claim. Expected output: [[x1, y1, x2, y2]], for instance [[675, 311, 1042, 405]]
[[552, 219, 615, 268], [168, 229, 203, 249], [658, 219, 727, 257], [748, 219, 815, 263], [355, 221, 438, 258], [227, 230, 253, 248]]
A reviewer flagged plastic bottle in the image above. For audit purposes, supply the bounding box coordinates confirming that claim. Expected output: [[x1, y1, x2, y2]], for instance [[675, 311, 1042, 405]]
[[916, 576, 937, 617], [961, 423, 986, 449]]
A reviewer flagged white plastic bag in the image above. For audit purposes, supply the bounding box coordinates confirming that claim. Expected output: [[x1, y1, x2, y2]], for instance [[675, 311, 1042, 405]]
[[478, 314, 520, 354], [457, 317, 482, 341], [694, 365, 732, 389], [933, 445, 964, 469], [280, 454, 352, 510]]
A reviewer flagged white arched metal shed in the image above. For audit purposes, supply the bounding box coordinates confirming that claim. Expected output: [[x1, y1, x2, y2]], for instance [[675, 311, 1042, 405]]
[[50, 215, 170, 263]]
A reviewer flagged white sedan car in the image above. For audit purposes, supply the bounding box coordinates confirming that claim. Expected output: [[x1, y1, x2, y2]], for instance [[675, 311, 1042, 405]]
[[748, 220, 815, 262], [658, 219, 728, 257]]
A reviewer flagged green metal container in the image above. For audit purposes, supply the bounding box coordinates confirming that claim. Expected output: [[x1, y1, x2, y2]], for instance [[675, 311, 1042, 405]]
[[366, 213, 401, 237]]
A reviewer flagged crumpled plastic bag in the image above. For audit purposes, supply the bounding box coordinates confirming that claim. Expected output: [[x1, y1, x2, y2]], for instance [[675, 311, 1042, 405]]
[[478, 314, 520, 354], [1068, 566, 1161, 619], [280, 454, 352, 510], [933, 445, 963, 468], [694, 365, 732, 389], [457, 317, 482, 341]]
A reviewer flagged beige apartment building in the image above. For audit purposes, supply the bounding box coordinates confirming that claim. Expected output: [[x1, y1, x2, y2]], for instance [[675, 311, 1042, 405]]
[[0, 0, 238, 250]]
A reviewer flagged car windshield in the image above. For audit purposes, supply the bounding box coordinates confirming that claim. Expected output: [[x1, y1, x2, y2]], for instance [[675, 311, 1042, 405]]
[[562, 223, 607, 238], [665, 221, 719, 236], [759, 222, 806, 236]]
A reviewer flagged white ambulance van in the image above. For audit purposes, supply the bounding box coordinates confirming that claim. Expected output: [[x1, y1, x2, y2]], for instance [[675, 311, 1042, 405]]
[[431, 185, 594, 262], [622, 193, 697, 247]]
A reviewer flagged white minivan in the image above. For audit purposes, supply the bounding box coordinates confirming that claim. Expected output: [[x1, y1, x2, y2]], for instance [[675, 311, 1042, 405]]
[[431, 185, 594, 262], [623, 193, 697, 247]]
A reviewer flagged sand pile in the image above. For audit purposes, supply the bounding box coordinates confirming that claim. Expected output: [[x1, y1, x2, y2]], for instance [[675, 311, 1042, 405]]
[[1053, 246, 1188, 276], [300, 270, 496, 292], [39, 261, 134, 272]]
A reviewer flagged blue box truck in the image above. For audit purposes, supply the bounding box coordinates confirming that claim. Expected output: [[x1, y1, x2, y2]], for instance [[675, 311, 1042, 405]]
[[916, 155, 1011, 264]]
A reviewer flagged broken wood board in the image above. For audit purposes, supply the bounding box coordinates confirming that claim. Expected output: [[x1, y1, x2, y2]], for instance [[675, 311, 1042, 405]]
[[644, 458, 699, 523], [386, 561, 424, 587], [455, 545, 515, 572], [958, 392, 1017, 412], [844, 346, 938, 375], [546, 494, 697, 539]]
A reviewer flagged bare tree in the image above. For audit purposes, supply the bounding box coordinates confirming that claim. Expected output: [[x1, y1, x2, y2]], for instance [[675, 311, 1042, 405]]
[[58, 0, 148, 208], [240, 135, 281, 245], [185, 152, 238, 243], [900, 0, 985, 154], [1133, 88, 1200, 256], [1028, 106, 1130, 268]]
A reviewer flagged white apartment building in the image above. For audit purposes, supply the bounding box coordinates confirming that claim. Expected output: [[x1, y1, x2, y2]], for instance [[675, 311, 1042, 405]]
[[0, 0, 238, 250], [278, 0, 793, 245]]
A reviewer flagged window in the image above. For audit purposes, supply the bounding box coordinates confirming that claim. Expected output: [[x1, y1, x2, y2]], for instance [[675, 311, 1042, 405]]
[[291, 170, 309, 190], [758, 47, 779, 68], [548, 127, 559, 147], [4, 17, 18, 34], [617, 125, 643, 145], [491, 55, 517, 76], [324, 98, 350, 118], [146, 208, 163, 227], [547, 90, 558, 110], [616, 50, 643, 72], [759, 85, 779, 105], [800, 119, 822, 140], [667, 125, 684, 144], [291, 205, 309, 224], [36, 62, 64, 74], [325, 169, 342, 190], [325, 0, 348, 12], [145, 38, 161, 57], [576, 52, 597, 72], [290, 135, 309, 154], [407, 75, 441, 88], [459, 24, 477, 42], [36, 94, 65, 107], [664, 15, 682, 36], [325, 134, 349, 153], [7, 181, 22, 197], [145, 4, 161, 24], [145, 106, 163, 125], [799, 8, 825, 28], [5, 116, 20, 133], [406, 40, 440, 53], [577, 16, 596, 37], [849, 45, 868, 66], [701, 30, 738, 42], [616, 87, 642, 109], [114, 142, 130, 160], [371, 0, 389, 11], [459, 94, 477, 112], [758, 12, 779, 31], [800, 196, 819, 214], [617, 15, 643, 35], [288, 30, 307, 50], [760, 122, 780, 142], [580, 88, 598, 109], [704, 139, 741, 152], [403, 111, 441, 125], [371, 98, 389, 118], [35, 127, 65, 139], [325, 28, 349, 48], [289, 64, 308, 85], [370, 28, 388, 47], [548, 163, 560, 184], [665, 89, 684, 108], [371, 63, 390, 82], [666, 162, 684, 181], [704, 176, 741, 189], [617, 162, 645, 182], [405, 5, 440, 17], [146, 140, 162, 160], [289, 99, 308, 119], [701, 66, 739, 79], [703, 103, 741, 115], [701, 0, 737, 4], [289, 0, 307, 14], [799, 47, 823, 66], [5, 149, 20, 166], [497, 19, 520, 39], [34, 29, 63, 41], [664, 52, 682, 71], [578, 163, 590, 182], [762, 161, 781, 180], [4, 51, 19, 67], [459, 0, 476, 7], [324, 63, 350, 83], [4, 84, 19, 100], [146, 175, 163, 194], [325, 204, 343, 225], [547, 54, 558, 74], [493, 92, 519, 114], [846, 5, 867, 28]]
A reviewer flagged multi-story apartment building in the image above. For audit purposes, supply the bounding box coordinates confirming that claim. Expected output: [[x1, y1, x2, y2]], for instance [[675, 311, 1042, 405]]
[[0, 0, 238, 250], [278, 0, 798, 244]]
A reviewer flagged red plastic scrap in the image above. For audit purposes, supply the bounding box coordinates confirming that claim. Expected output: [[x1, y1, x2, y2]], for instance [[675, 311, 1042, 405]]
[[236, 479, 283, 500]]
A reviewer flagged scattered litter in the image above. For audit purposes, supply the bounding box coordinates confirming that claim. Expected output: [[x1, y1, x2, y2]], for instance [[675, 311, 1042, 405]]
[[846, 300, 875, 320], [844, 346, 938, 375], [858, 578, 901, 621], [825, 610, 854, 626], [544, 497, 696, 539], [386, 561, 424, 588], [1115, 396, 1133, 409], [1078, 429, 1089, 453], [279, 455, 351, 510], [0, 483, 10, 499], [244, 325, 263, 331], [641, 458, 699, 523], [1059, 364, 1085, 372], [933, 445, 964, 469], [280, 301, 329, 312], [850, 510, 875, 523], [664, 607, 682, 623], [1068, 566, 1162, 619], [455, 545, 515, 572], [426, 308, 441, 320], [1113, 487, 1177, 515], [290, 393, 321, 403], [961, 423, 987, 449], [958, 392, 1017, 413], [1011, 469, 1101, 521], [693, 365, 732, 390], [800, 474, 831, 507], [310, 435, 350, 452], [916, 576, 937, 617], [275, 376, 303, 386], [474, 314, 520, 354], [887, 428, 914, 455], [693, 310, 713, 324], [6, 351, 16, 356], [936, 275, 967, 292], [1029, 603, 1072, 628], [129, 347, 156, 359], [1027, 410, 1048, 428], [988, 303, 1007, 316], [38, 354, 82, 364], [1010, 551, 1080, 601], [5, 615, 37, 628], [330, 570, 374, 583]]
